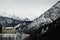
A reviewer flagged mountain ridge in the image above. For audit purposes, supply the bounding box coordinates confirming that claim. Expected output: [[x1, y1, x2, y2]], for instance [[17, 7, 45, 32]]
[[23, 1, 60, 34]]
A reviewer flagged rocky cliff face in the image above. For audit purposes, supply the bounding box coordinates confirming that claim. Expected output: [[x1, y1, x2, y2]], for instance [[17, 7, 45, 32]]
[[23, 1, 60, 34]]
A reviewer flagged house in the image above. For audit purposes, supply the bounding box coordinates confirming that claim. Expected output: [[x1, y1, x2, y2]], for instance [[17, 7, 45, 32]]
[[2, 27, 14, 33]]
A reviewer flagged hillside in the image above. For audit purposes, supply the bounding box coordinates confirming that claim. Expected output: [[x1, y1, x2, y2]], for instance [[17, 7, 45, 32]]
[[0, 16, 20, 27], [23, 1, 60, 34], [21, 1, 60, 40]]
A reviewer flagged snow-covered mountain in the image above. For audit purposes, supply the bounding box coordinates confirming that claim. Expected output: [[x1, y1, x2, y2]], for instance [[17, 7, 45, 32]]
[[0, 15, 21, 27], [23, 1, 60, 34]]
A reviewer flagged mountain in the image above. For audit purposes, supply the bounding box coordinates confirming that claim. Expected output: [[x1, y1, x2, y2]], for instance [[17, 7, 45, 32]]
[[21, 1, 60, 40], [23, 1, 60, 34], [0, 16, 20, 27]]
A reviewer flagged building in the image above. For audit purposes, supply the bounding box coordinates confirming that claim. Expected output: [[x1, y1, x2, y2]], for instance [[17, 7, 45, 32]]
[[2, 27, 15, 33]]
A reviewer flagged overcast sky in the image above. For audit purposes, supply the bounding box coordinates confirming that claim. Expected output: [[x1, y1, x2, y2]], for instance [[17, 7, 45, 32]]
[[0, 0, 59, 20]]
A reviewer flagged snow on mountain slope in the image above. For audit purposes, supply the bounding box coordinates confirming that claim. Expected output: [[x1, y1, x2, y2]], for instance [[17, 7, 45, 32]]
[[23, 1, 60, 34]]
